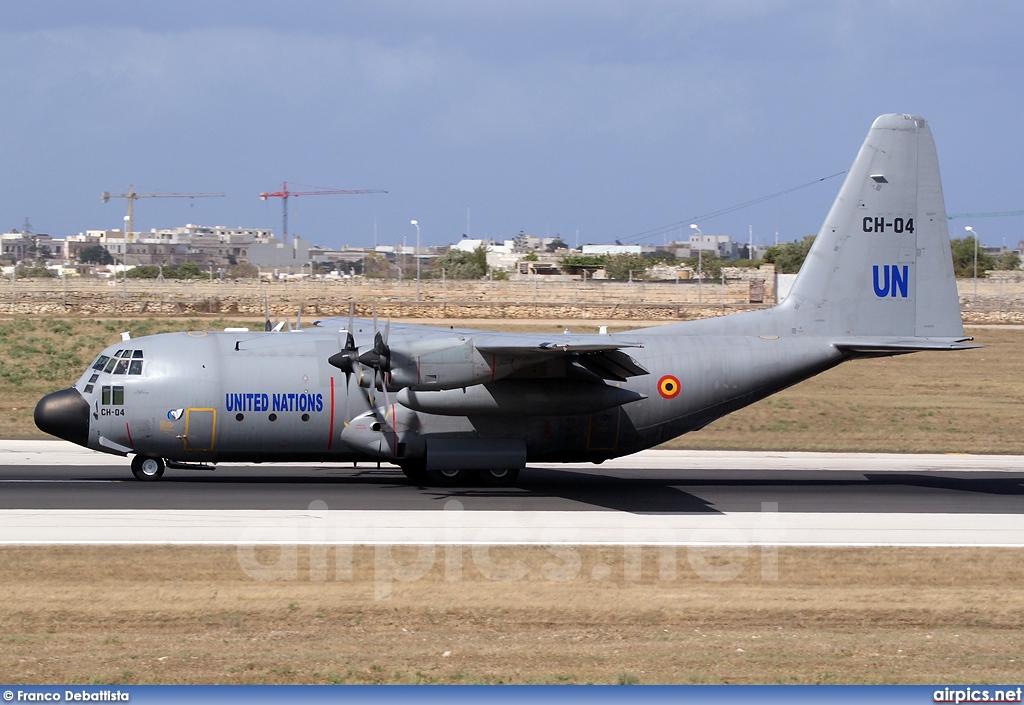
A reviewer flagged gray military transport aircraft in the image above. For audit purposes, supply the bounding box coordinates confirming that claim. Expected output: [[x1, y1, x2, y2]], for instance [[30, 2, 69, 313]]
[[35, 114, 976, 485]]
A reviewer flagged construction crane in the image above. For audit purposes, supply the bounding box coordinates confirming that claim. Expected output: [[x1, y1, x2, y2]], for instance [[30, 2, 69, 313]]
[[259, 181, 387, 238], [102, 186, 225, 242]]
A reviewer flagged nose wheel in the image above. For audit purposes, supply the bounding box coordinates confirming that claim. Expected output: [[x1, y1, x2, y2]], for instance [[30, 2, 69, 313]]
[[131, 455, 165, 481]]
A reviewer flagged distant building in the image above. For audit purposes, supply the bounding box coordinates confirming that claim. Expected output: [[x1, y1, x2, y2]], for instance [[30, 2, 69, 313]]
[[62, 223, 308, 268], [247, 234, 310, 267], [582, 244, 642, 256]]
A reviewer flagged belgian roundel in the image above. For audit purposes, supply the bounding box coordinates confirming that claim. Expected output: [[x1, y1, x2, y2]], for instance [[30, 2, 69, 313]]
[[657, 375, 681, 400]]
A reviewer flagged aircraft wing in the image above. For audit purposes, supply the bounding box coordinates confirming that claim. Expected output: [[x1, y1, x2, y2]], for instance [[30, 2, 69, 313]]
[[312, 317, 649, 381], [471, 332, 649, 380], [471, 332, 642, 355]]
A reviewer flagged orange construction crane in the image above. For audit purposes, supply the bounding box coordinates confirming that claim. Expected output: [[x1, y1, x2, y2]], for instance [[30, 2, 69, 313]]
[[259, 181, 387, 238], [102, 185, 225, 242]]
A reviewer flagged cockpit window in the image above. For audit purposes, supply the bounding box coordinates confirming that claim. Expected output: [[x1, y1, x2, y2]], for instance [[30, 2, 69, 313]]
[[91, 350, 144, 378]]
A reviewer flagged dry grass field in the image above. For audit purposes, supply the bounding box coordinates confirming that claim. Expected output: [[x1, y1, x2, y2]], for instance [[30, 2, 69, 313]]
[[2, 315, 1021, 454], [0, 546, 1022, 685]]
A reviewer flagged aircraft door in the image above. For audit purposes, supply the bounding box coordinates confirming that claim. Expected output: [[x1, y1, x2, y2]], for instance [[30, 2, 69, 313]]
[[183, 408, 216, 451]]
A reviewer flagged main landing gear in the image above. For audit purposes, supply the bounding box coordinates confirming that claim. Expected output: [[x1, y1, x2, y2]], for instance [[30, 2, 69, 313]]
[[399, 461, 520, 488], [131, 455, 165, 481]]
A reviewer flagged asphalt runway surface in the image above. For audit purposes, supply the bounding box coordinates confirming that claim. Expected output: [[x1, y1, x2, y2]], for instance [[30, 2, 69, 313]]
[[1, 443, 1023, 515]]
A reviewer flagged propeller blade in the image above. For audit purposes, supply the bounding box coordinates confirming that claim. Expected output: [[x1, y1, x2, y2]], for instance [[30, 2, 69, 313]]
[[379, 367, 391, 418], [296, 303, 302, 330], [343, 370, 351, 427], [264, 296, 271, 332], [345, 303, 355, 349]]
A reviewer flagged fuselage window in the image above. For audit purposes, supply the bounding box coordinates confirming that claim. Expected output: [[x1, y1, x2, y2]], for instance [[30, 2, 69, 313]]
[[101, 386, 125, 405], [84, 385, 94, 393]]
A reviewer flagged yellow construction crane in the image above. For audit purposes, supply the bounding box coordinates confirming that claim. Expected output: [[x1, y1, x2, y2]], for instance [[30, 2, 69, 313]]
[[101, 185, 225, 242]]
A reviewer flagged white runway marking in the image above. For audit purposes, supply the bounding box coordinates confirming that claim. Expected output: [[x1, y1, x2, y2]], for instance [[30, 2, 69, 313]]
[[0, 509, 1022, 547]]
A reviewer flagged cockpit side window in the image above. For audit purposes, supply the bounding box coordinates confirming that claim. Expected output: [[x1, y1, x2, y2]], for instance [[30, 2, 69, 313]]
[[128, 360, 143, 375], [92, 355, 110, 371], [103, 358, 118, 373], [113, 359, 130, 375]]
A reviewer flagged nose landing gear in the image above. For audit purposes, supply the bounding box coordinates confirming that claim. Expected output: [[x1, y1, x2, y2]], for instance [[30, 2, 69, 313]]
[[131, 455, 165, 481]]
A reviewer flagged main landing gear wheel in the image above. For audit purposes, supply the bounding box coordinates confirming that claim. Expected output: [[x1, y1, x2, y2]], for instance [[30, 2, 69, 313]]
[[131, 455, 165, 482], [427, 467, 471, 487], [478, 468, 520, 487]]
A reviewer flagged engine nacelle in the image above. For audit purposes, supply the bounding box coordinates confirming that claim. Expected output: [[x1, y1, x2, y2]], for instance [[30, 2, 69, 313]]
[[387, 337, 518, 391], [338, 407, 423, 461]]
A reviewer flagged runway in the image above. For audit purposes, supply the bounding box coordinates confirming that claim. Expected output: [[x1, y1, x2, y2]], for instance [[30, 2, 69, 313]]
[[2, 440, 1023, 546]]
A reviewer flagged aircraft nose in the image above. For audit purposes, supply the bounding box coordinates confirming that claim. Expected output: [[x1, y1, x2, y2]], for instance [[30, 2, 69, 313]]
[[34, 387, 91, 447]]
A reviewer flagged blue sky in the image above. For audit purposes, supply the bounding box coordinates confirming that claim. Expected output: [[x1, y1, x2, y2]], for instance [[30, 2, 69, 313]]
[[1, 1, 1021, 250]]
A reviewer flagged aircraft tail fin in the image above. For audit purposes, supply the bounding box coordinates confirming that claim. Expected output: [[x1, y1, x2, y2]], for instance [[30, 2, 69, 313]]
[[781, 114, 964, 341]]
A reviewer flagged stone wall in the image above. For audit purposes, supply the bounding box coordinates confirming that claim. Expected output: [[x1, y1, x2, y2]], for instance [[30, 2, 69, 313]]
[[3, 273, 1023, 323]]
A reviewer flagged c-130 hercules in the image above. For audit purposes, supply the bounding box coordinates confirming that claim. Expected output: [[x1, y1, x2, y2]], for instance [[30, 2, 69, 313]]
[[36, 114, 976, 485]]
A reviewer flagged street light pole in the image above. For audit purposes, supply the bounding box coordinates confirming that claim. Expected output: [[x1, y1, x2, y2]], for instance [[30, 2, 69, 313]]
[[410, 220, 421, 301], [690, 223, 702, 304], [965, 226, 978, 308]]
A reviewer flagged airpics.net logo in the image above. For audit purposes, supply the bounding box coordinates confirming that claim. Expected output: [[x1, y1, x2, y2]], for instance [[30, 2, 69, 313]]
[[933, 686, 1023, 703], [233, 499, 785, 599]]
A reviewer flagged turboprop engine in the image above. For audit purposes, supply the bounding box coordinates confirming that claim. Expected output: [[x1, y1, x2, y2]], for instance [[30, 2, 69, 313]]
[[379, 336, 522, 391]]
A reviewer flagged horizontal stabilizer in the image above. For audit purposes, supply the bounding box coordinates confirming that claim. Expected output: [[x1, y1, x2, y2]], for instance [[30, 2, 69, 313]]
[[833, 337, 981, 354]]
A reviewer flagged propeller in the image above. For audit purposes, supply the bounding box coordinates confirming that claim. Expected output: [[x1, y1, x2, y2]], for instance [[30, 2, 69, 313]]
[[357, 309, 393, 410], [326, 304, 397, 453], [357, 310, 390, 379], [264, 295, 272, 332], [327, 304, 360, 423]]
